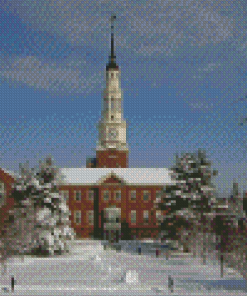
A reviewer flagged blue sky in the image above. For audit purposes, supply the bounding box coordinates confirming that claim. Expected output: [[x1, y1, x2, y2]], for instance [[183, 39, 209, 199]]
[[0, 0, 247, 197]]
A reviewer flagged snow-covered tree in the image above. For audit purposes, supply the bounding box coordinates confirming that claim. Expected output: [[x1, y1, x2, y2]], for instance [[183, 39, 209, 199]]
[[155, 149, 218, 255], [0, 156, 75, 261]]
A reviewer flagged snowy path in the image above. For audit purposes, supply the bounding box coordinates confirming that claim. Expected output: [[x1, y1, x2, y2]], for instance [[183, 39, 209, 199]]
[[0, 239, 246, 295]]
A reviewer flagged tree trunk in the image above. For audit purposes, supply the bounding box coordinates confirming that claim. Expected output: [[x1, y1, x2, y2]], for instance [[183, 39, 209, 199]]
[[221, 254, 224, 278]]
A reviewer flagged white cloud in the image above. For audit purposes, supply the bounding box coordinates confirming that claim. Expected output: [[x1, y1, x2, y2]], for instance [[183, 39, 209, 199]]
[[0, 0, 239, 94], [0, 56, 104, 94], [1, 0, 235, 53]]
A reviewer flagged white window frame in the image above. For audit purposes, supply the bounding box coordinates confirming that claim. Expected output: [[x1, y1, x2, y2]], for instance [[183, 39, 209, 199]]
[[74, 211, 81, 225], [143, 190, 150, 202], [74, 190, 81, 201], [143, 210, 149, 224], [103, 190, 109, 201], [130, 190, 136, 201], [131, 210, 136, 224], [156, 190, 162, 199], [88, 190, 94, 201], [0, 182, 5, 207], [87, 210, 94, 225], [115, 190, 121, 201]]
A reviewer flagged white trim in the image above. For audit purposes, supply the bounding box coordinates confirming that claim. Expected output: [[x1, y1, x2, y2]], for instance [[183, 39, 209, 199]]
[[74, 211, 81, 224], [143, 210, 149, 224], [114, 190, 121, 201], [97, 172, 126, 185], [103, 190, 110, 201], [130, 190, 136, 201], [130, 210, 136, 224], [87, 190, 94, 201], [87, 210, 94, 225], [143, 190, 150, 202]]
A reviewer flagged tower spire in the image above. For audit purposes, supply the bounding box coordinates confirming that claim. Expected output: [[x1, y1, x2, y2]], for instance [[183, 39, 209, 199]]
[[106, 15, 118, 70]]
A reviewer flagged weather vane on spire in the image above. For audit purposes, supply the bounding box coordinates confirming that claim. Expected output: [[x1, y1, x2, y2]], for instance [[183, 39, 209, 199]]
[[110, 15, 116, 65], [106, 15, 118, 70]]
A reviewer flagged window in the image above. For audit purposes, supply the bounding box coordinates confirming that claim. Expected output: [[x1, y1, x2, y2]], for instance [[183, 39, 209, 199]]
[[130, 190, 136, 201], [88, 190, 94, 201], [88, 210, 94, 225], [111, 73, 114, 78], [115, 191, 121, 201], [156, 210, 162, 223], [60, 190, 69, 201], [103, 191, 109, 201], [143, 210, 149, 224], [74, 211, 81, 224], [143, 190, 150, 202], [131, 210, 136, 224], [156, 191, 162, 200], [111, 115, 114, 120], [111, 98, 114, 109], [74, 191, 81, 201], [0, 182, 5, 207]]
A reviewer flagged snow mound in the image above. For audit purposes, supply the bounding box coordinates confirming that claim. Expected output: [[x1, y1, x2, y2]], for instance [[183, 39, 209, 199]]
[[121, 270, 139, 284], [91, 255, 101, 261]]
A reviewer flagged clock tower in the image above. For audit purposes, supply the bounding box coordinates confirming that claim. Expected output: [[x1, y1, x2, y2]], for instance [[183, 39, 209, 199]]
[[95, 15, 129, 168]]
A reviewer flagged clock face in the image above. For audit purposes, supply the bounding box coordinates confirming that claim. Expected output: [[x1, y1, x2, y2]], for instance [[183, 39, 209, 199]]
[[108, 128, 117, 139]]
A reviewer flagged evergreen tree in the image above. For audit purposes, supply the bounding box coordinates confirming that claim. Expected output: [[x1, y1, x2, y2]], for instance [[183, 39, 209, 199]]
[[155, 149, 218, 243], [0, 157, 75, 261]]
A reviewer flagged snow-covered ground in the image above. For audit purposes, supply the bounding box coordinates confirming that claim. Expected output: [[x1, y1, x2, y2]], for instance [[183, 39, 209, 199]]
[[0, 239, 246, 295]]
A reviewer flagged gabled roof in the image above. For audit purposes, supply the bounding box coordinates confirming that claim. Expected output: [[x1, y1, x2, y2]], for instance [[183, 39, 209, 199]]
[[59, 168, 176, 186], [98, 172, 126, 185]]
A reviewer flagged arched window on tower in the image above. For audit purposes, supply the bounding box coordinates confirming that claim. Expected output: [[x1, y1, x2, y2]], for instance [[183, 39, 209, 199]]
[[111, 98, 114, 110], [115, 99, 121, 112]]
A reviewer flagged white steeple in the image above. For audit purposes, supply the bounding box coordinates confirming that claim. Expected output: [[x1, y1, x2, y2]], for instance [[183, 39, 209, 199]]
[[97, 16, 128, 151]]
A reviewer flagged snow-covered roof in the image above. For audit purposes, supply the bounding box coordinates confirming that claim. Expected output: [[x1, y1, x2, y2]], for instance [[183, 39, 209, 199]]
[[1, 169, 19, 179], [59, 168, 176, 186]]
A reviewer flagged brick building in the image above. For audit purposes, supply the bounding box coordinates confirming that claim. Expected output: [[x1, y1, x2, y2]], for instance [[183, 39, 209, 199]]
[[59, 168, 175, 240]]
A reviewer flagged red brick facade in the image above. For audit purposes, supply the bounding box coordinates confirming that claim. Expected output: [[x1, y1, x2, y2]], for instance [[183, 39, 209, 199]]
[[0, 169, 167, 240], [96, 150, 128, 168], [0, 169, 16, 234], [59, 175, 165, 239]]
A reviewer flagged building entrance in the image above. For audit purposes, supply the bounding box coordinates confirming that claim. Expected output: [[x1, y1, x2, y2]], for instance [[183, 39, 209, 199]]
[[104, 206, 121, 243]]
